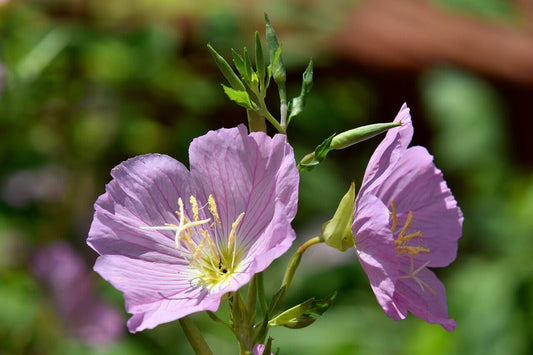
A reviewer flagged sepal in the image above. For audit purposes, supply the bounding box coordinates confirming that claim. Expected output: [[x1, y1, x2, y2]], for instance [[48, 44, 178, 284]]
[[321, 182, 356, 251], [268, 292, 337, 329]]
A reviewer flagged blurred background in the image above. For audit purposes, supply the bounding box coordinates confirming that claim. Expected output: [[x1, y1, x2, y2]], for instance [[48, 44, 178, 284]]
[[1, 0, 533, 354]]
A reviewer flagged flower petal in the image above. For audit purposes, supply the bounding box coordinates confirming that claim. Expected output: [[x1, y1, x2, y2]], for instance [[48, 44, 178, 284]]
[[366, 146, 463, 267], [189, 124, 298, 269], [94, 255, 221, 332], [360, 103, 413, 197], [353, 194, 401, 318], [88, 154, 195, 263], [393, 260, 457, 331]]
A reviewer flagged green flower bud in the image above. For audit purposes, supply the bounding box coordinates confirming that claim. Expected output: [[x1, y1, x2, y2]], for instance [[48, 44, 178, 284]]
[[321, 182, 356, 251], [331, 122, 401, 150]]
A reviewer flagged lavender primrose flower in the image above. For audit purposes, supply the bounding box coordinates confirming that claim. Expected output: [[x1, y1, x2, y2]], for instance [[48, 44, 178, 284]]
[[253, 344, 273, 355], [352, 104, 463, 330], [32, 242, 124, 346], [88, 125, 299, 332]]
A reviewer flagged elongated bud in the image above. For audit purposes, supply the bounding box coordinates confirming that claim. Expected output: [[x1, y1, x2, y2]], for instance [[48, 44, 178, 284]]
[[331, 122, 401, 150], [321, 182, 356, 251]]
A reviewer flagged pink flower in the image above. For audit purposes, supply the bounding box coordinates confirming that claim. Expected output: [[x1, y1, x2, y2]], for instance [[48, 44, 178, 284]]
[[253, 344, 273, 355], [352, 104, 463, 330], [88, 125, 299, 332]]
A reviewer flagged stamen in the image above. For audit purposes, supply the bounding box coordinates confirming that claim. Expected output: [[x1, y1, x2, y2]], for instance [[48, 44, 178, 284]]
[[390, 200, 397, 232], [399, 211, 414, 239], [139, 193, 248, 290], [139, 196, 210, 250], [227, 212, 245, 250], [396, 246, 430, 257], [190, 196, 199, 221], [208, 194, 221, 227], [395, 231, 423, 246], [399, 259, 436, 294], [391, 207, 427, 257]]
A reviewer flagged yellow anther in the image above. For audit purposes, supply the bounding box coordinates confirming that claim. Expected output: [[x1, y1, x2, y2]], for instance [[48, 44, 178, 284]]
[[390, 200, 398, 232], [191, 233, 209, 264], [190, 196, 199, 221], [393, 209, 427, 255], [208, 194, 221, 227], [395, 231, 423, 246], [399, 211, 414, 239], [227, 212, 245, 250], [396, 246, 430, 257]]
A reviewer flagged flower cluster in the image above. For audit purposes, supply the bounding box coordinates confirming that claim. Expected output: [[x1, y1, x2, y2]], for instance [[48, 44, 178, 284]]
[[87, 102, 462, 353]]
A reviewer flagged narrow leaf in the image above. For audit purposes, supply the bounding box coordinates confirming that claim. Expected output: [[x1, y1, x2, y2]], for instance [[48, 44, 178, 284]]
[[267, 285, 287, 317], [207, 44, 245, 91], [268, 292, 337, 329], [255, 31, 265, 85], [268, 298, 315, 327], [265, 14, 286, 85], [288, 60, 314, 123], [298, 134, 335, 171], [222, 85, 255, 110], [231, 49, 247, 82], [243, 47, 253, 83]]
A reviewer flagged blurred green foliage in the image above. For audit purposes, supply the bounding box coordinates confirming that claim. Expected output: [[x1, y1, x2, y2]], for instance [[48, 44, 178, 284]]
[[1, 1, 532, 354]]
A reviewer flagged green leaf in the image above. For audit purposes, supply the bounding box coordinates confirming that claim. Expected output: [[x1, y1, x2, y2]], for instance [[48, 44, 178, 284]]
[[298, 134, 335, 171], [255, 31, 265, 85], [268, 285, 287, 317], [207, 44, 245, 91], [266, 44, 282, 89], [231, 49, 247, 82], [262, 337, 274, 355], [268, 292, 337, 329], [222, 85, 255, 110], [243, 47, 254, 84], [288, 59, 314, 123], [265, 13, 286, 85]]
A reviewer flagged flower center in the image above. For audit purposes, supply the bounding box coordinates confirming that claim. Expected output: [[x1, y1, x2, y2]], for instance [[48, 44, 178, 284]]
[[141, 194, 245, 290]]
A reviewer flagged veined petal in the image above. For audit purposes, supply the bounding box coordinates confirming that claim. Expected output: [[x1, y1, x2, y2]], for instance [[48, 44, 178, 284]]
[[393, 259, 457, 331], [368, 146, 463, 267], [246, 200, 297, 273], [353, 194, 401, 318], [88, 154, 194, 262], [360, 103, 412, 197], [94, 255, 221, 332], [189, 124, 298, 267]]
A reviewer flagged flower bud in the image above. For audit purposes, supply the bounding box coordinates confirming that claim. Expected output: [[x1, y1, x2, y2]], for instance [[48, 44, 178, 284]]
[[331, 122, 401, 150], [321, 182, 356, 251]]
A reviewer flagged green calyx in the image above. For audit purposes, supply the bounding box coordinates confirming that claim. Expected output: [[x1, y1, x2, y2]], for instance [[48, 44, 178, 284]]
[[321, 182, 356, 251]]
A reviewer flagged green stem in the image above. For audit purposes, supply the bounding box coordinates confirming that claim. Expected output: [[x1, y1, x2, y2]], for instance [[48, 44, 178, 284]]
[[257, 272, 268, 315], [247, 275, 257, 326], [246, 109, 267, 133], [179, 316, 213, 355], [281, 236, 324, 291], [255, 94, 285, 134]]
